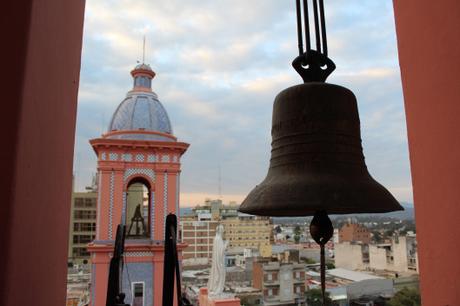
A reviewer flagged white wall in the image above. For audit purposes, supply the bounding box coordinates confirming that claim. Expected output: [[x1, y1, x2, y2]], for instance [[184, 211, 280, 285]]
[[334, 243, 367, 270]]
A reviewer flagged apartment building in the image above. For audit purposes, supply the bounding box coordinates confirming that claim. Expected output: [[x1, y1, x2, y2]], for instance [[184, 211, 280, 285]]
[[68, 188, 97, 264], [181, 213, 219, 260], [222, 213, 272, 257], [334, 233, 419, 273], [180, 199, 273, 261], [253, 257, 306, 306]]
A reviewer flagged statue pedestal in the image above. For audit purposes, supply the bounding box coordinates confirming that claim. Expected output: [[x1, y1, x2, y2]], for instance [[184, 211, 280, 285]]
[[199, 288, 240, 306]]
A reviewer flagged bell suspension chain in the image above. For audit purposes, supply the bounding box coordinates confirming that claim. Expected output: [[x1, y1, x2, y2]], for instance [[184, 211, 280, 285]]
[[293, 0, 335, 83]]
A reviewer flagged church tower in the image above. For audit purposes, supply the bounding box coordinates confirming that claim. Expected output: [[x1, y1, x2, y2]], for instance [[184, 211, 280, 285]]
[[88, 63, 189, 306]]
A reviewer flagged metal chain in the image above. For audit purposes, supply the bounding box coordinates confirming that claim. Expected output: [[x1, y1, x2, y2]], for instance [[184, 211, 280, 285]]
[[296, 0, 327, 56], [293, 0, 335, 82]]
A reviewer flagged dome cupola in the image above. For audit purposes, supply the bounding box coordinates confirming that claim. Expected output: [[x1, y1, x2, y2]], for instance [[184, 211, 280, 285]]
[[131, 63, 156, 92], [105, 63, 175, 142]]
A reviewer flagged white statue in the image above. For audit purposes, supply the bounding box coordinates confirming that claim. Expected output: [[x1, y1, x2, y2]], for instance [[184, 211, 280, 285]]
[[208, 224, 228, 295]]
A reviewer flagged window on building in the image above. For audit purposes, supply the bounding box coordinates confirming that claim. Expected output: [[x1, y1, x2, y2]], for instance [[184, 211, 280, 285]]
[[126, 181, 150, 239], [73, 235, 94, 244], [132, 282, 145, 306], [85, 198, 96, 207], [74, 222, 96, 232], [72, 247, 90, 257], [74, 198, 84, 207], [134, 76, 151, 88], [268, 289, 273, 296], [267, 273, 272, 281], [74, 210, 96, 219]]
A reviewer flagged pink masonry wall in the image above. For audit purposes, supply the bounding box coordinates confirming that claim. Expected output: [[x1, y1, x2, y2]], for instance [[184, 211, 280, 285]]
[[0, 0, 85, 305], [89, 139, 188, 305], [393, 0, 460, 305]]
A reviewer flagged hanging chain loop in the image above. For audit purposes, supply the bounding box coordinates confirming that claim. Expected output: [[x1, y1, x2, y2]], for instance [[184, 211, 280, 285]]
[[292, 0, 336, 83]]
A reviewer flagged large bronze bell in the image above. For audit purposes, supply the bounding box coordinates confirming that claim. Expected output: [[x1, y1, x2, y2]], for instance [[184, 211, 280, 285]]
[[239, 82, 403, 216]]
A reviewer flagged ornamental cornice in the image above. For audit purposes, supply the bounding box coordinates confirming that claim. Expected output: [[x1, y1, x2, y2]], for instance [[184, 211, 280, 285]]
[[89, 137, 189, 153]]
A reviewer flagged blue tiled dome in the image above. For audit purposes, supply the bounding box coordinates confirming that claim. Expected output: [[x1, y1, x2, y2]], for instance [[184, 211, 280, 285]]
[[106, 63, 173, 141]]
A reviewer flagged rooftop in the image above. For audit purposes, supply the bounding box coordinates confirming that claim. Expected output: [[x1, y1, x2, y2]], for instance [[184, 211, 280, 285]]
[[327, 268, 383, 282]]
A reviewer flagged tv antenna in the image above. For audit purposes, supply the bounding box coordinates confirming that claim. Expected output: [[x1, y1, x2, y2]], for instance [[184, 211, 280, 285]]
[[218, 165, 222, 199]]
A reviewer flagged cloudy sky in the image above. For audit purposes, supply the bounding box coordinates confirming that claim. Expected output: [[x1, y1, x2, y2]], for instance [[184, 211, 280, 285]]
[[73, 0, 413, 206]]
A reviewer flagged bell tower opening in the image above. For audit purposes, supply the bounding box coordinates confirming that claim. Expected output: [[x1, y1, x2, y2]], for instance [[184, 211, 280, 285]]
[[126, 178, 151, 239]]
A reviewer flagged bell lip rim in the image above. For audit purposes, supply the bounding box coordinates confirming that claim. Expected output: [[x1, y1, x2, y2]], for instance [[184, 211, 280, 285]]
[[238, 181, 404, 217]]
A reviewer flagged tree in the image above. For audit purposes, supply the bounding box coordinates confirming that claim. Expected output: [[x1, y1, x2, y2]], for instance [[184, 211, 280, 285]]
[[294, 225, 302, 244], [387, 287, 421, 306], [305, 289, 333, 306], [384, 229, 395, 239], [372, 231, 383, 243], [294, 225, 302, 235], [304, 257, 316, 264], [294, 234, 301, 244], [274, 225, 282, 234]]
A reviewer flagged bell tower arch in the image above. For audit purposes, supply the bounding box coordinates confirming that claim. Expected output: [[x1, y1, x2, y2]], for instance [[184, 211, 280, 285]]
[[88, 63, 189, 306]]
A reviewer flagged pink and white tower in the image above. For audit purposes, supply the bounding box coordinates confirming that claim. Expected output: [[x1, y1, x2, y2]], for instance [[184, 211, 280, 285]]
[[88, 63, 189, 306]]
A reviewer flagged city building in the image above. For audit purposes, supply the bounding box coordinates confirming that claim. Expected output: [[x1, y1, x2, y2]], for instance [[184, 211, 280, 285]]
[[252, 257, 306, 306], [68, 186, 97, 264], [334, 243, 370, 271], [334, 233, 419, 273], [66, 266, 91, 306], [180, 214, 219, 261], [368, 234, 419, 273], [87, 62, 189, 306], [222, 214, 272, 257], [180, 199, 272, 261], [338, 223, 371, 244], [235, 247, 260, 269], [306, 268, 394, 305]]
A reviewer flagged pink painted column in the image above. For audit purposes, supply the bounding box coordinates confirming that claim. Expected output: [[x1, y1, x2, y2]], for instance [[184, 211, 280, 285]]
[[97, 169, 112, 240], [155, 171, 167, 240], [111, 169, 124, 239], [168, 171, 178, 214], [153, 251, 165, 306], [0, 1, 85, 305], [93, 255, 110, 306], [393, 0, 460, 305]]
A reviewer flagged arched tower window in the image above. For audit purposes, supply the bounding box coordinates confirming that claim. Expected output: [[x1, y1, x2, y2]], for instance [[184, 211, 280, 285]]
[[126, 179, 150, 239]]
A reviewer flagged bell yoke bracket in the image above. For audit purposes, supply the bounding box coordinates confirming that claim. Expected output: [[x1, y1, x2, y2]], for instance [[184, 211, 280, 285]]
[[292, 50, 336, 83]]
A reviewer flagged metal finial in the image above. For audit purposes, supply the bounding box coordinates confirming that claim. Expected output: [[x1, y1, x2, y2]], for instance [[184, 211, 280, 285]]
[[142, 35, 146, 64]]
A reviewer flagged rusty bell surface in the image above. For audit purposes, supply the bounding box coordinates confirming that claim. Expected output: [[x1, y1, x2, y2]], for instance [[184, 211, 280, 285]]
[[239, 82, 403, 216]]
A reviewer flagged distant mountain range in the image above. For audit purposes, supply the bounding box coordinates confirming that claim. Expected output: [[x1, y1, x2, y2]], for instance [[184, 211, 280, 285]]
[[349, 203, 414, 220], [272, 203, 415, 224], [179, 203, 415, 221]]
